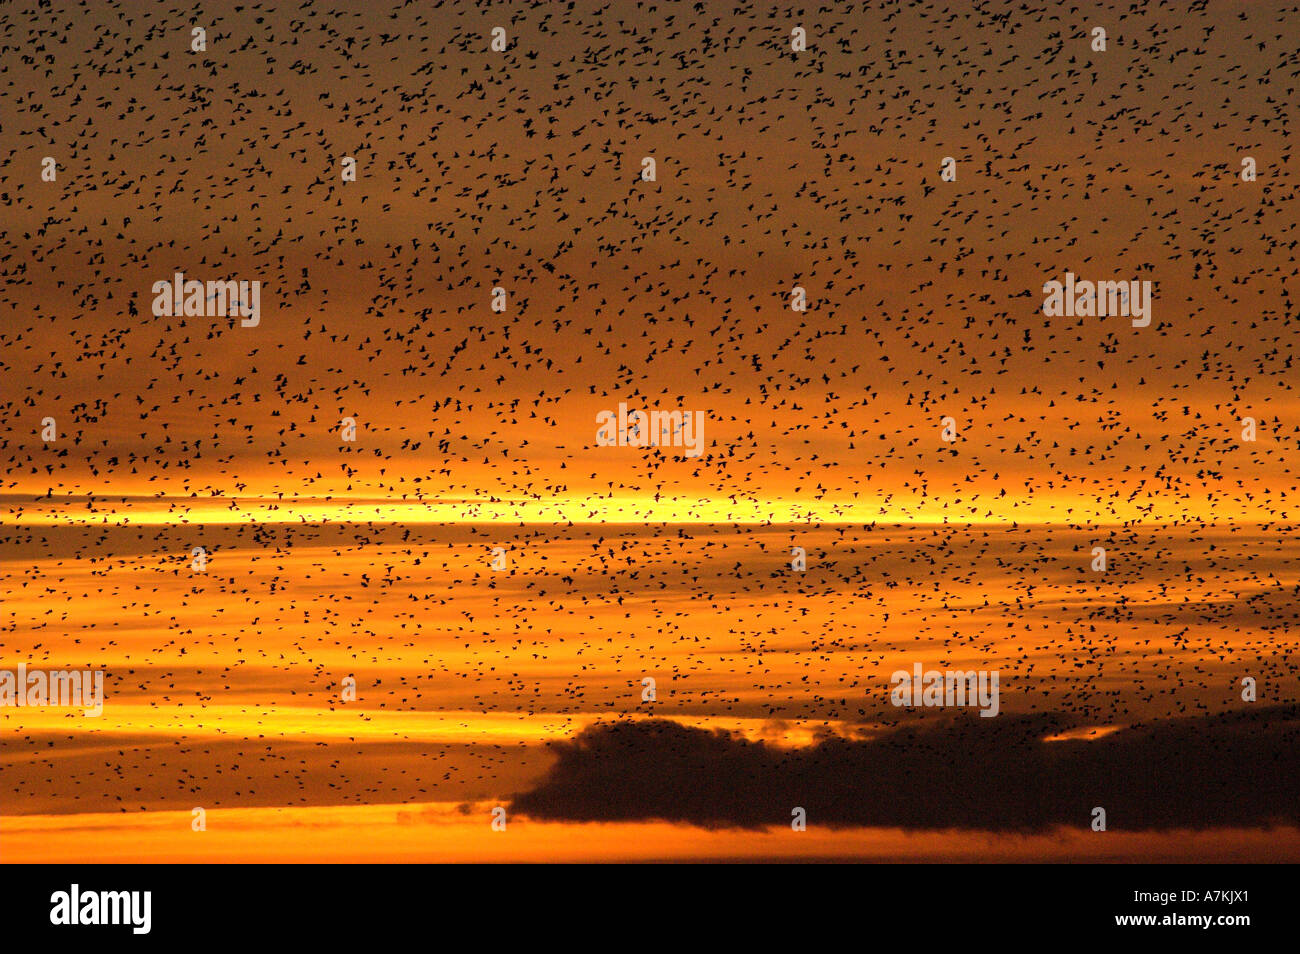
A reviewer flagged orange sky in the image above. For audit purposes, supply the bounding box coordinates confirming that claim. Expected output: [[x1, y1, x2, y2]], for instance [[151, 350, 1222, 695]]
[[3, 0, 1299, 862]]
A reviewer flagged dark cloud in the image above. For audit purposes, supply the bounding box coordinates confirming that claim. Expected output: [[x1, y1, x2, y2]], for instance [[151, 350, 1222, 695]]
[[511, 707, 1300, 832]]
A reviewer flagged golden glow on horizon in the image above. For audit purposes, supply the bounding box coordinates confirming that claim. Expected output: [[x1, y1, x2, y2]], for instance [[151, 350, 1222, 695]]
[[5, 803, 1297, 864]]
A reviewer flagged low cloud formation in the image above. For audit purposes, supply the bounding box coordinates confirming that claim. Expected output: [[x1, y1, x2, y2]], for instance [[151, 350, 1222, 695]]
[[511, 707, 1300, 832]]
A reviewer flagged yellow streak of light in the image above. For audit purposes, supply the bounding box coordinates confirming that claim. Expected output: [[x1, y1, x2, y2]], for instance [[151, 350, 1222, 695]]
[[1, 493, 1169, 526], [0, 705, 843, 746]]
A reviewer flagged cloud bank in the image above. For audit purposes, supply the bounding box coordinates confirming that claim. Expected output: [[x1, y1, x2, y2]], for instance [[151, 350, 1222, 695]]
[[512, 707, 1300, 832]]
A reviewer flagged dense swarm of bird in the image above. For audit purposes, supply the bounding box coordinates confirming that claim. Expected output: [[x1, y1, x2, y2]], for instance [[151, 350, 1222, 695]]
[[1, 0, 1297, 823]]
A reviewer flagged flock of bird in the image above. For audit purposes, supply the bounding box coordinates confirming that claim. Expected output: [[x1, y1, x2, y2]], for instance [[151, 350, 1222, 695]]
[[1, 0, 1298, 833]]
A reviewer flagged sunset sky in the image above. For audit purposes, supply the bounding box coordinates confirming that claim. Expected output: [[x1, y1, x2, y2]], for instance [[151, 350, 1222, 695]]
[[2, 0, 1299, 862]]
